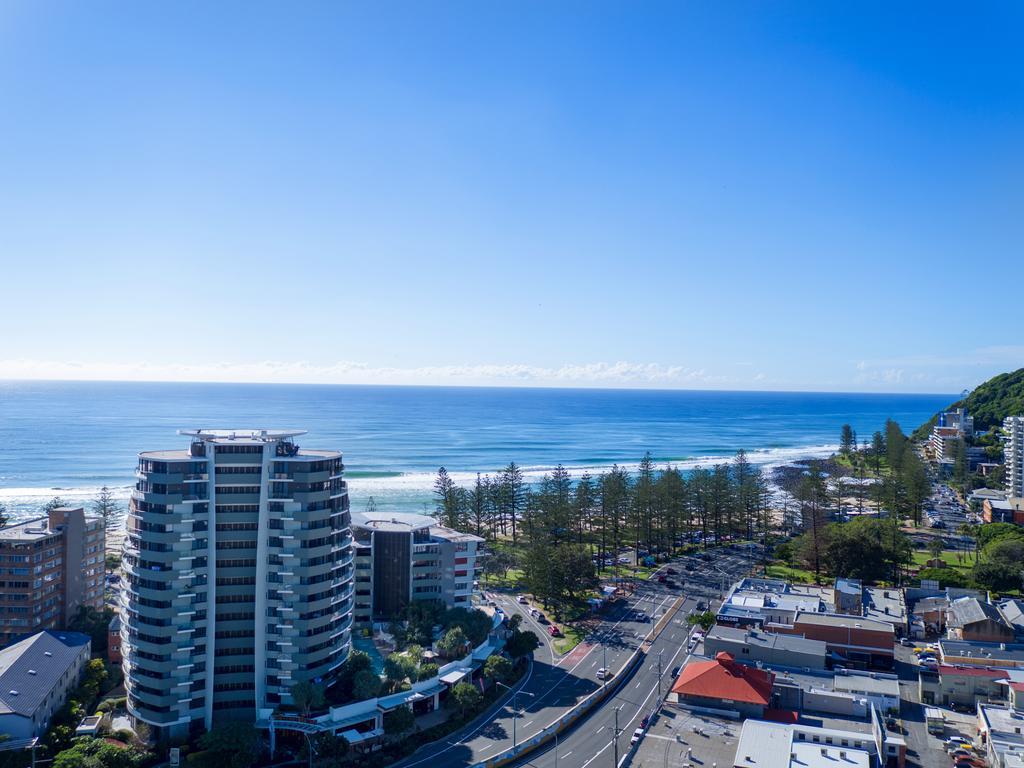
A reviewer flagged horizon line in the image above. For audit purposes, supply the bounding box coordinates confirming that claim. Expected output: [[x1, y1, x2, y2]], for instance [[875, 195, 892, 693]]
[[0, 375, 961, 399]]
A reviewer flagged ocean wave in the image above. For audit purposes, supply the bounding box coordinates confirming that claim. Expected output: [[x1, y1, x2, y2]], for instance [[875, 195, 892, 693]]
[[0, 442, 838, 520]]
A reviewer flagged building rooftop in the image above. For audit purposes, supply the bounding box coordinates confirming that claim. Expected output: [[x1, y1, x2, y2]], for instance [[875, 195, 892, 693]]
[[734, 720, 873, 768], [705, 625, 827, 656], [0, 518, 57, 542], [938, 664, 1010, 679], [352, 511, 435, 533], [671, 652, 775, 705], [940, 639, 1024, 664], [980, 704, 1024, 750], [429, 526, 485, 543], [832, 672, 900, 696], [178, 428, 307, 442], [794, 612, 895, 633], [948, 597, 1007, 628], [0, 631, 90, 717], [835, 578, 862, 596]]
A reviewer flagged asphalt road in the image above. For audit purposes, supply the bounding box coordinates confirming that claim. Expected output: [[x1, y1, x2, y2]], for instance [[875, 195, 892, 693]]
[[397, 547, 756, 768]]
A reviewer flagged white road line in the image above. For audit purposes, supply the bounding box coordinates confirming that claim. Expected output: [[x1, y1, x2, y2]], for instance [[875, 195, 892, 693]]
[[563, 751, 573, 758], [596, 726, 605, 733]]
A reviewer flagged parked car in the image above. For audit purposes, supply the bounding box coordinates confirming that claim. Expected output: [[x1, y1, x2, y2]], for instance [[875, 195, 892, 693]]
[[597, 667, 611, 680], [517, 595, 528, 604], [665, 567, 677, 575], [899, 637, 913, 647], [657, 575, 667, 583], [671, 666, 680, 677], [630, 728, 644, 746], [548, 625, 562, 637]]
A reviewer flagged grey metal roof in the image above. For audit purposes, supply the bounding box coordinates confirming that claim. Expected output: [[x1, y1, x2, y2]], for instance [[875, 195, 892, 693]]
[[948, 597, 1006, 628], [0, 631, 90, 718]]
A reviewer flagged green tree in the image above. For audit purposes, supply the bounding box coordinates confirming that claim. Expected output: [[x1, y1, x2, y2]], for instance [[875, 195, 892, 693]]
[[927, 538, 945, 561], [505, 627, 540, 659], [973, 561, 1022, 592], [483, 654, 513, 684], [351, 669, 381, 700], [52, 738, 151, 768], [840, 424, 855, 455], [0, 502, 8, 528], [450, 681, 483, 718], [418, 662, 440, 681], [384, 705, 415, 735], [437, 626, 469, 659], [290, 680, 326, 715], [917, 567, 972, 589], [196, 723, 258, 768], [92, 486, 121, 529], [688, 611, 716, 631], [44, 496, 68, 513]]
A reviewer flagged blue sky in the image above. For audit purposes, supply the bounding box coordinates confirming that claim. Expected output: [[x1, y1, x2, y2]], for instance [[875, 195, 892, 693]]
[[1, 2, 1021, 393]]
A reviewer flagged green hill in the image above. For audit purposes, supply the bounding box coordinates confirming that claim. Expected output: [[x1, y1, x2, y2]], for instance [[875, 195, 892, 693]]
[[912, 368, 1024, 440]]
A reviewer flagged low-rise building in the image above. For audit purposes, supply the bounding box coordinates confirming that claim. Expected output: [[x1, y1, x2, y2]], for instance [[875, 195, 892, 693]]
[[703, 625, 827, 670], [107, 614, 122, 665], [978, 704, 1024, 767], [0, 630, 91, 738], [831, 671, 901, 713], [717, 578, 831, 629], [864, 587, 907, 634], [947, 597, 1015, 643], [940, 639, 1024, 668], [919, 664, 1009, 708], [983, 498, 1024, 525], [668, 651, 775, 717], [772, 612, 895, 670], [734, 706, 905, 768]]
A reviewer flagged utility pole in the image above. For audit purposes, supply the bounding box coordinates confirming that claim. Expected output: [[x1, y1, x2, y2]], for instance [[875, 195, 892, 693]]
[[603, 643, 608, 687]]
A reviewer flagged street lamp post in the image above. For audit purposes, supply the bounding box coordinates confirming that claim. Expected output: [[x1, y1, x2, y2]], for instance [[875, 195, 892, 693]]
[[496, 682, 535, 748]]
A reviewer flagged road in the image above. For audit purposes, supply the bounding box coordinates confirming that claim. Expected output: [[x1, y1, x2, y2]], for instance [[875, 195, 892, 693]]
[[397, 547, 756, 768]]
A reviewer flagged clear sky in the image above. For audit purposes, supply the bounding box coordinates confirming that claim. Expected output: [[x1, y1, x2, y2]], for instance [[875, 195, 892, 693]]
[[1, 2, 1021, 393]]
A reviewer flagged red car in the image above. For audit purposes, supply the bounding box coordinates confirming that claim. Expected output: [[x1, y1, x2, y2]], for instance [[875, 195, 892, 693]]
[[548, 625, 562, 637]]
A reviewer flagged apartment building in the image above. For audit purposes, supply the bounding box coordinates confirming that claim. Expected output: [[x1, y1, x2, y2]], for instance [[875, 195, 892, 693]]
[[351, 511, 484, 625], [1005, 416, 1024, 498], [0, 507, 105, 646], [122, 429, 354, 742]]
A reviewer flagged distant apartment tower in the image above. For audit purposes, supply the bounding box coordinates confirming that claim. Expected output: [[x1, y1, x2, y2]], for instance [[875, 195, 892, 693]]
[[351, 511, 484, 625], [930, 407, 974, 462], [122, 429, 354, 742], [1005, 416, 1024, 498], [0, 507, 105, 646]]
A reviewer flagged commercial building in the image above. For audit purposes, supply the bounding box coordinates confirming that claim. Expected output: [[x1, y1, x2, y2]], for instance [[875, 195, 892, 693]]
[[703, 625, 827, 670], [940, 639, 1024, 668], [1006, 416, 1024, 498], [919, 664, 1009, 708], [734, 706, 906, 768], [122, 429, 354, 742], [947, 597, 1015, 643], [668, 651, 775, 717], [983, 497, 1024, 525], [717, 578, 831, 629], [0, 507, 105, 645], [351, 511, 484, 625], [978, 703, 1024, 767], [773, 612, 895, 670], [0, 630, 91, 738]]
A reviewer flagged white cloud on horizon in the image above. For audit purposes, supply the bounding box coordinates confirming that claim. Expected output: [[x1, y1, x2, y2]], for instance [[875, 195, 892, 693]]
[[0, 357, 742, 389]]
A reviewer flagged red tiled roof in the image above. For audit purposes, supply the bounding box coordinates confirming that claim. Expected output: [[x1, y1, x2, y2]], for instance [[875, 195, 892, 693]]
[[1009, 682, 1024, 693], [938, 664, 1010, 679], [670, 652, 774, 705]]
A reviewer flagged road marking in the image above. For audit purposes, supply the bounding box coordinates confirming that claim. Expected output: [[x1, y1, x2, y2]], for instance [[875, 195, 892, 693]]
[[596, 726, 604, 733], [563, 751, 573, 758]]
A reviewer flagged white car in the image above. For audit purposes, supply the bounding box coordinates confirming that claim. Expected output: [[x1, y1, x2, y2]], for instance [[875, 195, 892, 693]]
[[597, 667, 610, 680], [631, 728, 644, 746], [517, 595, 528, 604]]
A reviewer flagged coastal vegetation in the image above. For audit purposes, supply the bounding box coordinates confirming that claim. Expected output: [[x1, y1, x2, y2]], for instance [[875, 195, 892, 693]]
[[439, 451, 773, 615], [912, 367, 1024, 439]]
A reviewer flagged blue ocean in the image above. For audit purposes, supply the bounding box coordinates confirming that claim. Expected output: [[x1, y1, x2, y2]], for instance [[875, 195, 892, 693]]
[[0, 380, 952, 523]]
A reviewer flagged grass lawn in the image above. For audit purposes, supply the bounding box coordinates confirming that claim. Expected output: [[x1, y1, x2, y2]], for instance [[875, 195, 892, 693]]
[[765, 562, 817, 584], [910, 548, 974, 572], [552, 622, 589, 654], [483, 567, 526, 592]]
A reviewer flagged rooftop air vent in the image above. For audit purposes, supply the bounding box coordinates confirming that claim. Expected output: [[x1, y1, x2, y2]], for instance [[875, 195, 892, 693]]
[[8, 690, 17, 696], [27, 670, 36, 675]]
